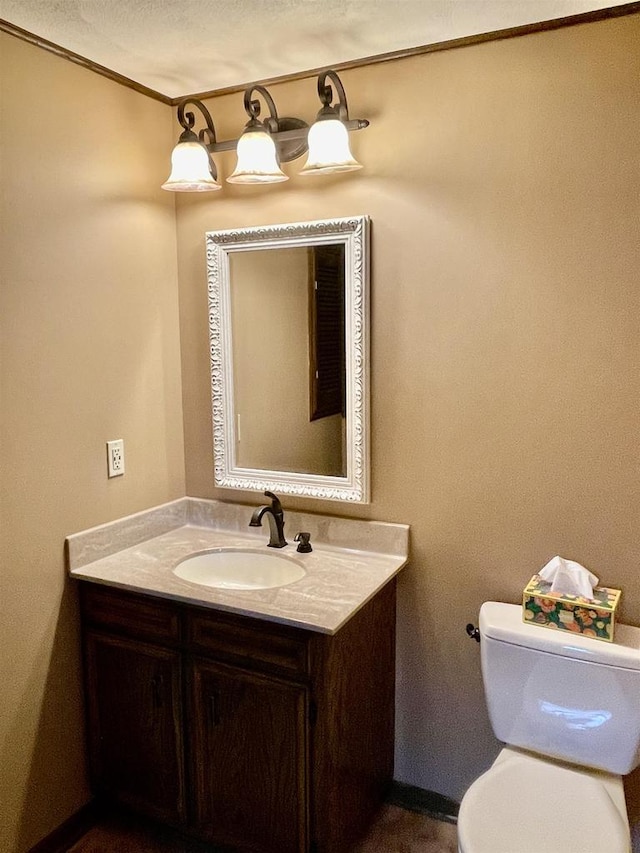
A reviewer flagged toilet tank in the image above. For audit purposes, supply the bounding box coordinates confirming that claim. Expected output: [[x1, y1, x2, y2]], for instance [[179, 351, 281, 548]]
[[479, 601, 640, 775]]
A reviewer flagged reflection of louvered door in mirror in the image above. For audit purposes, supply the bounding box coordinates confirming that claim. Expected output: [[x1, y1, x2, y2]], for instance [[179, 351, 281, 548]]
[[309, 244, 345, 422]]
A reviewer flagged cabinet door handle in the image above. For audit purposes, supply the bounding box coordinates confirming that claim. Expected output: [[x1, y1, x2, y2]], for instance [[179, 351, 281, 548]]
[[208, 691, 221, 727], [151, 674, 164, 710]]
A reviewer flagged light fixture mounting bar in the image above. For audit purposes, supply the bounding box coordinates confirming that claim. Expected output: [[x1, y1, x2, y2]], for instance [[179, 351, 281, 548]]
[[207, 117, 368, 154]]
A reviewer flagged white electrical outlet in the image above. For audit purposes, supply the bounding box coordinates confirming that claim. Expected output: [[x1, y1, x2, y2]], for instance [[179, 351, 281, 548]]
[[107, 439, 125, 478]]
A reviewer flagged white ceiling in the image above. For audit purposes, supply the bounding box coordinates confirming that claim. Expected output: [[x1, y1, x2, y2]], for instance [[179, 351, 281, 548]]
[[0, 0, 629, 99]]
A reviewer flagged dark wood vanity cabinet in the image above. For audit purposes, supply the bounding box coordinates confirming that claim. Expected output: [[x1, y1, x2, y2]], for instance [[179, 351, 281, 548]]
[[80, 580, 396, 853]]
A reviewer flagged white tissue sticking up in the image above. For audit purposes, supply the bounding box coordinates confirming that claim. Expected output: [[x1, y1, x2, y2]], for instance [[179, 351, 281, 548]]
[[539, 555, 599, 600]]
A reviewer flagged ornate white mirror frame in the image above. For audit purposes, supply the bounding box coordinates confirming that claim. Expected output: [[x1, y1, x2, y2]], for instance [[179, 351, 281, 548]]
[[206, 216, 370, 503]]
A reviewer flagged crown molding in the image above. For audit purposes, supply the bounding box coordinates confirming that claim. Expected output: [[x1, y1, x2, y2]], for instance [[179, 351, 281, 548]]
[[2, 3, 639, 106], [0, 18, 171, 104]]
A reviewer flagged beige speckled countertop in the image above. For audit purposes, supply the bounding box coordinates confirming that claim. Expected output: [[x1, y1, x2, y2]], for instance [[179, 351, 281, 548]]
[[66, 497, 409, 634]]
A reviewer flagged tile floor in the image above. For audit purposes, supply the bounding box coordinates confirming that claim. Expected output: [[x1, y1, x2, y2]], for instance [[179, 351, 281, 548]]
[[67, 805, 458, 852]]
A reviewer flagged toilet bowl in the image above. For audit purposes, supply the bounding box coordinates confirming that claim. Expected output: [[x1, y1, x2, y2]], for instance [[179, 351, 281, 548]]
[[457, 747, 629, 853]]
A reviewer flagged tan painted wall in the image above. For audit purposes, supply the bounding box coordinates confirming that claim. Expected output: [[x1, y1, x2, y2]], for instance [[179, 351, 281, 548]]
[[0, 35, 185, 852], [2, 12, 639, 850], [177, 14, 640, 801]]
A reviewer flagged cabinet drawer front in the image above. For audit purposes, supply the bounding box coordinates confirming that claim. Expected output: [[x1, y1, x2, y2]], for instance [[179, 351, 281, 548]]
[[81, 583, 180, 645], [188, 611, 309, 677]]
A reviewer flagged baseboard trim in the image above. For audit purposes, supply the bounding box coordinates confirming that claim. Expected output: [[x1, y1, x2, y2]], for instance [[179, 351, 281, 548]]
[[28, 801, 101, 853], [29, 785, 458, 849], [387, 781, 459, 824]]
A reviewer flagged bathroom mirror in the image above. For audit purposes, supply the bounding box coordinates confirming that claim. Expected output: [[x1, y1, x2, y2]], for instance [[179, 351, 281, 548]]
[[206, 216, 369, 503]]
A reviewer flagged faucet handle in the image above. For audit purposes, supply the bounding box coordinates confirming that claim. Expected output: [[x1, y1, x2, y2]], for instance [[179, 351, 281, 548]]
[[264, 490, 283, 512], [294, 532, 312, 553]]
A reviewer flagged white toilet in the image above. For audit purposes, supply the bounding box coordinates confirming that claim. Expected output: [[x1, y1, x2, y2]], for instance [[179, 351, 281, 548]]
[[458, 601, 640, 853]]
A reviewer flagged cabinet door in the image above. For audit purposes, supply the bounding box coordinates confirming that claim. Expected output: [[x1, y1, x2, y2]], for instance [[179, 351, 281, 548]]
[[189, 657, 308, 853], [85, 631, 185, 824]]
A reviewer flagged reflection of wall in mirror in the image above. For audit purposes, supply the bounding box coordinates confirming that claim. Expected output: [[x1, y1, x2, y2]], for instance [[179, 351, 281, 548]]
[[230, 247, 345, 476]]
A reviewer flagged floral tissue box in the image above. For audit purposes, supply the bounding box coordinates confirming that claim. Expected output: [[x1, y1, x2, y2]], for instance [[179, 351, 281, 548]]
[[523, 574, 621, 642]]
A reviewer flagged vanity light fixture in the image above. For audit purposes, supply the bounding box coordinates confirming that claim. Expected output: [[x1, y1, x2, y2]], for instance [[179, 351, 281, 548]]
[[227, 86, 289, 184], [161, 99, 221, 192], [162, 69, 368, 192], [300, 70, 363, 176]]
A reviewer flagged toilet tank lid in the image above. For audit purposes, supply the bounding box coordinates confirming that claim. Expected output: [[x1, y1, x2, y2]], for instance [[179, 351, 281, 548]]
[[480, 602, 640, 671]]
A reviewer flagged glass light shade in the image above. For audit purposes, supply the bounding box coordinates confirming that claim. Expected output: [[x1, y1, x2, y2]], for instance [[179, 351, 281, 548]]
[[300, 119, 362, 176], [227, 130, 288, 184], [161, 141, 221, 192]]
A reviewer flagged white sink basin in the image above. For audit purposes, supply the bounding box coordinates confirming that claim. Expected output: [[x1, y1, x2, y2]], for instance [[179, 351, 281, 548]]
[[173, 548, 306, 590]]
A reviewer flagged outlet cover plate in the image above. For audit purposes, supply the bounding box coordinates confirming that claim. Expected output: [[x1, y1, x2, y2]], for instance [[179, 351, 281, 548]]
[[107, 439, 125, 478]]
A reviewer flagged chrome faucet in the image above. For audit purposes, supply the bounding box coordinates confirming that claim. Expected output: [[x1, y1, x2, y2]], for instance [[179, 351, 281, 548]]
[[249, 491, 287, 548]]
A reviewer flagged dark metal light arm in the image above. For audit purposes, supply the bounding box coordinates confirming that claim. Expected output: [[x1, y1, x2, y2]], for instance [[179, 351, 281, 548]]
[[317, 69, 349, 121], [236, 83, 309, 163], [313, 70, 370, 132], [243, 85, 280, 134], [171, 70, 368, 162], [177, 98, 218, 147]]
